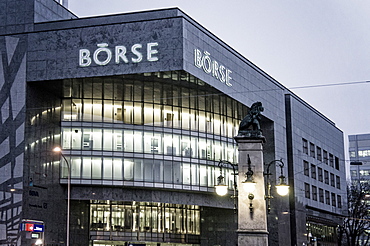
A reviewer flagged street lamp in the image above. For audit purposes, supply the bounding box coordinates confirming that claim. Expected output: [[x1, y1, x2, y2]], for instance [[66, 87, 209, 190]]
[[264, 159, 289, 213], [215, 157, 289, 214], [53, 147, 70, 246]]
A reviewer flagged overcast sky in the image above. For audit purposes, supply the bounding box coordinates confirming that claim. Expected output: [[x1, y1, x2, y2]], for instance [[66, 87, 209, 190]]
[[68, 0, 370, 139]]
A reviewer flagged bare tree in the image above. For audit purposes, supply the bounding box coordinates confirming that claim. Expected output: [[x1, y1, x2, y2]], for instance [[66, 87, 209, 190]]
[[339, 182, 370, 246]]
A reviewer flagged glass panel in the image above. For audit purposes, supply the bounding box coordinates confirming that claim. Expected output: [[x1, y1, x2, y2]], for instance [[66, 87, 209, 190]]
[[133, 102, 142, 125], [103, 159, 113, 180], [199, 110, 206, 132], [92, 99, 103, 121], [163, 161, 172, 183], [103, 100, 114, 122], [82, 129, 92, 150], [113, 101, 123, 122], [199, 165, 207, 186], [113, 129, 123, 151], [173, 162, 182, 184], [144, 160, 153, 182], [123, 102, 133, 124], [62, 128, 72, 149], [83, 99, 92, 121], [92, 157, 102, 179], [181, 135, 191, 157], [71, 128, 82, 150], [153, 104, 162, 127], [92, 128, 102, 150], [153, 160, 163, 182], [182, 108, 190, 130], [143, 132, 153, 153], [163, 105, 173, 128], [124, 159, 134, 180], [143, 103, 153, 126], [191, 163, 199, 185], [134, 159, 143, 181], [124, 130, 134, 152], [82, 157, 91, 179], [208, 166, 215, 187], [71, 158, 81, 178], [103, 129, 113, 151], [183, 163, 191, 185]]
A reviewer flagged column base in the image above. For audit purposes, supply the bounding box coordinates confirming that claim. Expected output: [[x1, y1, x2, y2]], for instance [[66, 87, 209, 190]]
[[238, 229, 268, 246]]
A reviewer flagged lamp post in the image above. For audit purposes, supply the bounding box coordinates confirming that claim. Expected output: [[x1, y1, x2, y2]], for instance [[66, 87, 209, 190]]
[[264, 159, 289, 213], [53, 147, 70, 246]]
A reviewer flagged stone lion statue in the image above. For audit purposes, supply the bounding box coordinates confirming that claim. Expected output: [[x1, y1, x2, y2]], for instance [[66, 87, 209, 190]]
[[238, 102, 264, 137]]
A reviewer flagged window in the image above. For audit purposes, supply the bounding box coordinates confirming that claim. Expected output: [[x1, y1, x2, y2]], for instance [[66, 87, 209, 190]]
[[330, 173, 335, 187], [311, 164, 316, 179], [359, 150, 370, 157], [324, 170, 329, 184], [310, 142, 315, 158], [351, 170, 357, 177], [331, 193, 336, 207], [318, 167, 323, 182], [335, 157, 340, 170], [304, 161, 310, 176], [303, 139, 308, 155], [312, 186, 317, 201], [337, 195, 342, 208], [319, 188, 324, 203], [317, 146, 322, 161], [360, 170, 370, 176], [323, 150, 328, 164], [329, 154, 334, 167], [305, 183, 310, 199], [336, 175, 341, 189], [325, 190, 330, 205]]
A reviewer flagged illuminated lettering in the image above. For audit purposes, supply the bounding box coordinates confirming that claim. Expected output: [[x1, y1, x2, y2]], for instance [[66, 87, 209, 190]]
[[147, 42, 159, 61], [194, 49, 233, 87], [79, 42, 159, 67], [79, 49, 91, 67], [131, 44, 143, 63]]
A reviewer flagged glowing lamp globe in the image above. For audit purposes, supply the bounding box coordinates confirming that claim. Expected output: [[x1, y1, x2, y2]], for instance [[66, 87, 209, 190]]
[[276, 184, 289, 196], [215, 184, 228, 196], [243, 181, 256, 194]]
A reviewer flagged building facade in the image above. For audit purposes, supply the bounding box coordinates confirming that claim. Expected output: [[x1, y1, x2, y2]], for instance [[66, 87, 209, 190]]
[[0, 0, 346, 245], [349, 133, 370, 183]]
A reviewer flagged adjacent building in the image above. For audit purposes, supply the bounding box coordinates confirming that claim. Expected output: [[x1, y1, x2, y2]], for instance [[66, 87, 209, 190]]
[[349, 133, 370, 183], [0, 0, 347, 245]]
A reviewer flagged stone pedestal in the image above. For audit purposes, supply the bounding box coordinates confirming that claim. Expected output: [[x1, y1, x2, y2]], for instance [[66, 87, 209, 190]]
[[234, 136, 268, 246]]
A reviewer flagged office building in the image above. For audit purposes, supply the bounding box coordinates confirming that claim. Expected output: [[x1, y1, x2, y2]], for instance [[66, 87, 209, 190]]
[[0, 0, 346, 245]]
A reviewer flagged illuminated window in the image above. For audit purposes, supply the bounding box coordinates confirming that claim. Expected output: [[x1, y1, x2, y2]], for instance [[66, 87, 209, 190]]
[[90, 201, 200, 235], [359, 150, 370, 157]]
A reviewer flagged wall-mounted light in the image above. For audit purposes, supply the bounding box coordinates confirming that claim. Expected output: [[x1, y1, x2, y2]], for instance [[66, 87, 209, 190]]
[[264, 159, 289, 213], [242, 154, 255, 213]]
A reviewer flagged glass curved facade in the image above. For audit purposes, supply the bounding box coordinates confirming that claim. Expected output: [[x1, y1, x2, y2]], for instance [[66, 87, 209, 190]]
[[58, 71, 247, 192]]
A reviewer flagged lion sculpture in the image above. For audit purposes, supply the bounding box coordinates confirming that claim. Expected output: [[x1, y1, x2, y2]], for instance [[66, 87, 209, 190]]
[[238, 101, 264, 137]]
